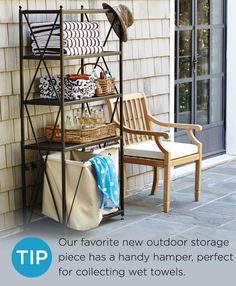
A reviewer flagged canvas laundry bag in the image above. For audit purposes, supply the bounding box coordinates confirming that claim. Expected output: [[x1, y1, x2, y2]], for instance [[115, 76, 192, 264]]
[[42, 146, 119, 231]]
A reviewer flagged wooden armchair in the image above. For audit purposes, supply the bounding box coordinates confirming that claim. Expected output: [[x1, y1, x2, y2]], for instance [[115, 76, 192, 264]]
[[106, 92, 202, 213]]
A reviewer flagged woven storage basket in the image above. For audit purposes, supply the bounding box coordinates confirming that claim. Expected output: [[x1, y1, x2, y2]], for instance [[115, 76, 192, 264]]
[[46, 123, 116, 144], [77, 63, 116, 97], [96, 77, 116, 97]]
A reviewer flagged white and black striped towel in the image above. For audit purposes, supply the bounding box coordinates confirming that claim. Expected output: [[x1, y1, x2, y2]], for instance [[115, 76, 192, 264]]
[[31, 29, 100, 39], [30, 21, 103, 56], [34, 46, 104, 56], [32, 37, 102, 50], [30, 21, 99, 33]]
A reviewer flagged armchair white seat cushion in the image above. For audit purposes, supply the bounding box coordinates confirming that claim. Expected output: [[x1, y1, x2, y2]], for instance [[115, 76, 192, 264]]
[[124, 140, 198, 160]]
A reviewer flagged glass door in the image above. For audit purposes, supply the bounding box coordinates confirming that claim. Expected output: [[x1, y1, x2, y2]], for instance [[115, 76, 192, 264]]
[[175, 0, 226, 157]]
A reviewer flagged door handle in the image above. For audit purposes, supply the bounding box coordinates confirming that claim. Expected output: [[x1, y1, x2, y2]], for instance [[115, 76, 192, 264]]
[[192, 59, 198, 73], [193, 59, 197, 73]]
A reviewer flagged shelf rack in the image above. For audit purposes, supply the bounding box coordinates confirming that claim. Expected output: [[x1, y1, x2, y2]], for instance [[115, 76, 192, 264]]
[[19, 6, 124, 228]]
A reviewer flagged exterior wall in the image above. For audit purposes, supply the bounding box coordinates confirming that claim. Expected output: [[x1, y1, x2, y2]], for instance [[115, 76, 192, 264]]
[[0, 0, 171, 231], [226, 0, 236, 155], [122, 0, 171, 191]]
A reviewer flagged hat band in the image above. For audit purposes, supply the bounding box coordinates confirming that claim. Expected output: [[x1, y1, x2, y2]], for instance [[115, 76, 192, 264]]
[[116, 7, 122, 14]]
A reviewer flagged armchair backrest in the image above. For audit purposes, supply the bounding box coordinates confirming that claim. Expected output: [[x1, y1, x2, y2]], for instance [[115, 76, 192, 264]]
[[107, 92, 151, 146]]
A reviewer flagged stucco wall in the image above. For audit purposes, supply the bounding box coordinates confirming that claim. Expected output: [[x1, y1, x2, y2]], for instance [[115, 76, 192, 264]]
[[0, 0, 171, 230]]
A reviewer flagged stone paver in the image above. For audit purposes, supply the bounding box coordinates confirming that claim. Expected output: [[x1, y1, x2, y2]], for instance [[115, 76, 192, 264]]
[[1, 161, 236, 243]]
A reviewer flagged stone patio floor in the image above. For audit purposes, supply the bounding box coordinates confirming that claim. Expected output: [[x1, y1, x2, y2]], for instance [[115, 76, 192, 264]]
[[7, 159, 236, 244]]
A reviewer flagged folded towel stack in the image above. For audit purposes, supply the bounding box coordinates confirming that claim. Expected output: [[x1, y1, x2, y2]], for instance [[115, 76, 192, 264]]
[[30, 21, 104, 56]]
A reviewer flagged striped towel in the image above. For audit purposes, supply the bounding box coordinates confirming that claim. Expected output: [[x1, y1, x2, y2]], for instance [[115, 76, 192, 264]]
[[31, 29, 101, 40], [30, 21, 103, 56], [63, 29, 100, 39], [32, 37, 102, 50], [30, 29, 99, 40], [31, 29, 100, 39], [30, 21, 99, 33], [63, 21, 99, 30], [33, 46, 104, 56]]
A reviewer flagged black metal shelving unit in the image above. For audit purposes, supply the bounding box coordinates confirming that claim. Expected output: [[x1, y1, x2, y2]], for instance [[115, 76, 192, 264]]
[[19, 6, 124, 228]]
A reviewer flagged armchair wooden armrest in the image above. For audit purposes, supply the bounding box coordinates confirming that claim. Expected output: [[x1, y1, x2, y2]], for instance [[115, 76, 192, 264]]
[[113, 120, 170, 154], [147, 114, 202, 132], [147, 114, 202, 147], [113, 120, 170, 139]]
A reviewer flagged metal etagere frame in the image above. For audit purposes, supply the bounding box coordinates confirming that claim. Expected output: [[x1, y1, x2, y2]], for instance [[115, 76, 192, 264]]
[[19, 5, 124, 228]]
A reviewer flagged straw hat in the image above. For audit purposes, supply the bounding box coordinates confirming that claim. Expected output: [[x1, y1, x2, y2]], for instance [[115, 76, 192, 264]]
[[102, 2, 134, 42]]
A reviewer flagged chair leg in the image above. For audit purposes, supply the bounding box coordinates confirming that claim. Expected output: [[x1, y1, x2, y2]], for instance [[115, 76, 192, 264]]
[[150, 166, 159, 195], [123, 164, 128, 196], [195, 158, 202, 201], [163, 165, 171, 213]]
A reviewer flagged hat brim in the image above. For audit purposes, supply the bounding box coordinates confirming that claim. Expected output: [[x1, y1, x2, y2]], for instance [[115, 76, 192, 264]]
[[102, 2, 128, 42]]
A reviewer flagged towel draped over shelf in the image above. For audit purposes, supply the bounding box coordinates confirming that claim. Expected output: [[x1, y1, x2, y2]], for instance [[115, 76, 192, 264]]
[[89, 155, 119, 210]]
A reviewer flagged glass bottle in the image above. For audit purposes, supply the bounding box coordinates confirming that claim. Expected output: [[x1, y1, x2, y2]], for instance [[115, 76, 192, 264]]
[[91, 68, 98, 80], [65, 116, 71, 129], [79, 108, 86, 129], [73, 116, 80, 129], [83, 109, 89, 129], [98, 108, 105, 126], [93, 109, 99, 126], [105, 70, 112, 79], [88, 109, 95, 129]]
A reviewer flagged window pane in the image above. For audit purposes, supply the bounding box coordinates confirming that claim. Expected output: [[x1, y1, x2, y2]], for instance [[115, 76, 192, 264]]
[[179, 0, 192, 26], [212, 0, 224, 25], [175, 31, 178, 80], [197, 80, 209, 125], [211, 78, 222, 123], [211, 28, 223, 74], [179, 30, 192, 56], [197, 0, 210, 25], [179, 83, 191, 123], [179, 57, 191, 78], [175, 84, 178, 121], [179, 30, 192, 79], [175, 0, 177, 26], [197, 29, 210, 75]]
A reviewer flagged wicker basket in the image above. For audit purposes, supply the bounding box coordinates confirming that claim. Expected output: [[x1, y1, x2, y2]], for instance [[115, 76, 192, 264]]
[[96, 77, 116, 97], [77, 63, 116, 97], [46, 123, 116, 144]]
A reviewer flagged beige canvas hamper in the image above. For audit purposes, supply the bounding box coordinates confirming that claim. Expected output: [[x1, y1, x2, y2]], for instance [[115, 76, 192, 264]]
[[42, 146, 119, 231]]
